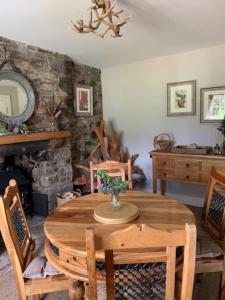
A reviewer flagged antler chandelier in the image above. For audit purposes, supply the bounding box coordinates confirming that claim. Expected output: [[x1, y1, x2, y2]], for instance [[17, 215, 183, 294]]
[[72, 0, 130, 38]]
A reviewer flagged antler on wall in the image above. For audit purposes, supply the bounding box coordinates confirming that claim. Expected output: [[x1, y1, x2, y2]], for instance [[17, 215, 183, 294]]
[[71, 0, 130, 38]]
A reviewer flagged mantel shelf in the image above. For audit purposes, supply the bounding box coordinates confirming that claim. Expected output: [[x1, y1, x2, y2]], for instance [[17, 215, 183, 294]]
[[0, 130, 71, 145]]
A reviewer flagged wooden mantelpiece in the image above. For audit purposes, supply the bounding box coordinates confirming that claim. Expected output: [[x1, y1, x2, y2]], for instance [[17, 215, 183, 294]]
[[0, 131, 71, 145]]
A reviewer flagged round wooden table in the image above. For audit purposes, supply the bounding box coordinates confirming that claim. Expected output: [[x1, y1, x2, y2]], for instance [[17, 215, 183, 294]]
[[44, 191, 195, 300]]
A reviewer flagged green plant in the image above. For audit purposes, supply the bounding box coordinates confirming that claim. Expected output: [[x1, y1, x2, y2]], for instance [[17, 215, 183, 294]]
[[7, 121, 29, 134], [19, 123, 29, 134], [96, 170, 129, 194], [217, 116, 225, 136], [0, 121, 7, 134]]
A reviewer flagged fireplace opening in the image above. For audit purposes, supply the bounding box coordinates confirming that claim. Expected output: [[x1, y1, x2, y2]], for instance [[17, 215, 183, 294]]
[[0, 156, 33, 215]]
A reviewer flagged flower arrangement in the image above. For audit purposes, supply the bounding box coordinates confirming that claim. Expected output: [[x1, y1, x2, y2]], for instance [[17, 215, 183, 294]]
[[7, 121, 29, 134], [96, 170, 129, 193], [0, 121, 7, 135], [96, 170, 129, 209], [217, 116, 225, 136], [0, 121, 29, 135]]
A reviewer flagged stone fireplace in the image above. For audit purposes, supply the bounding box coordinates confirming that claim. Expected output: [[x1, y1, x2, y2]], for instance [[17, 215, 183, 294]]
[[0, 35, 103, 213], [17, 142, 73, 211], [0, 132, 72, 212]]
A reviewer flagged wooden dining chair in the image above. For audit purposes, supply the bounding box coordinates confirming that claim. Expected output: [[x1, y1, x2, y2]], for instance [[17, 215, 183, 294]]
[[86, 223, 196, 300], [0, 179, 70, 300], [90, 159, 132, 193], [188, 168, 225, 300]]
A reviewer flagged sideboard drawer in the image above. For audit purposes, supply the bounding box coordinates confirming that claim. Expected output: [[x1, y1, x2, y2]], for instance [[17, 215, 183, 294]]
[[175, 160, 202, 171], [155, 158, 175, 169], [175, 170, 201, 183], [156, 169, 175, 180]]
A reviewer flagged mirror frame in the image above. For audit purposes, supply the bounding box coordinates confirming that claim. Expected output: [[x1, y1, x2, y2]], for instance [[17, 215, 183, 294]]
[[0, 71, 35, 123]]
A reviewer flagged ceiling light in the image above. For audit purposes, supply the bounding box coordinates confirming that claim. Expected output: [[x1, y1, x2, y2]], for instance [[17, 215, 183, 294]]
[[71, 0, 130, 38]]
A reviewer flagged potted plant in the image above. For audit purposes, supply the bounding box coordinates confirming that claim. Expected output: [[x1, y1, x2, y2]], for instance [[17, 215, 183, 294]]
[[96, 170, 129, 209], [217, 117, 225, 152], [0, 122, 7, 135]]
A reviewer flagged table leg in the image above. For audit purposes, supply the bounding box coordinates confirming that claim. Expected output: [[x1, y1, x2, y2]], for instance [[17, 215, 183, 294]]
[[153, 174, 157, 193], [69, 280, 85, 300], [160, 180, 166, 195]]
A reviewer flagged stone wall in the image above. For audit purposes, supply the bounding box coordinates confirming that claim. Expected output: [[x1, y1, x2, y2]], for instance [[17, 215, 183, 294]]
[[15, 141, 73, 211], [0, 36, 103, 163], [0, 36, 103, 209]]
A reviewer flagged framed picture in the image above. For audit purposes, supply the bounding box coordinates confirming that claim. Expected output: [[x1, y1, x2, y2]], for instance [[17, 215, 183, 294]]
[[200, 86, 225, 123], [75, 84, 93, 116], [167, 80, 196, 116]]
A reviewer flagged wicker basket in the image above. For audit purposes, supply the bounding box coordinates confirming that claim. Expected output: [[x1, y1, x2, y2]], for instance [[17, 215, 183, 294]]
[[56, 191, 81, 207], [153, 133, 173, 151]]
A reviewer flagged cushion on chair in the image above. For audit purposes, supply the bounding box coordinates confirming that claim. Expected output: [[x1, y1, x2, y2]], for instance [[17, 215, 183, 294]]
[[188, 205, 223, 259], [43, 261, 60, 277], [23, 236, 61, 279], [23, 256, 46, 279], [33, 236, 45, 257]]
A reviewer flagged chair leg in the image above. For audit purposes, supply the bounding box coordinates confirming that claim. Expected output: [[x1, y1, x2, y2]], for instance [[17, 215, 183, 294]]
[[175, 270, 182, 300]]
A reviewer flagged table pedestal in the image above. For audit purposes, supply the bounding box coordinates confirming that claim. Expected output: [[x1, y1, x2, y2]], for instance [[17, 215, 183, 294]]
[[69, 280, 85, 300]]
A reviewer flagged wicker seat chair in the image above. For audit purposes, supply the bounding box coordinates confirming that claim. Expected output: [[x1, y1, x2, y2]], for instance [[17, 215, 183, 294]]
[[86, 223, 196, 300], [0, 179, 70, 300], [188, 168, 225, 300], [90, 159, 132, 193]]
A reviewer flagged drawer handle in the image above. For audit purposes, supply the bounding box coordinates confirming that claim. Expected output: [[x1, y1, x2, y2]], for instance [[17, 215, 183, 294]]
[[186, 175, 190, 179], [163, 162, 166, 166], [163, 173, 167, 176], [186, 163, 190, 167]]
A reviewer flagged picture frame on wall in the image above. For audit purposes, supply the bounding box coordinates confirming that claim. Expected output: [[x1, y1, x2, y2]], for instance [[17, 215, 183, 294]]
[[200, 86, 225, 123], [75, 84, 93, 116], [167, 80, 196, 116]]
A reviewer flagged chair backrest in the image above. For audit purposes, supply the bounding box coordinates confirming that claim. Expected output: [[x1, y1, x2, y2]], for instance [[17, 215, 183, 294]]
[[0, 179, 33, 291], [90, 159, 132, 193], [86, 223, 196, 300], [203, 167, 225, 241]]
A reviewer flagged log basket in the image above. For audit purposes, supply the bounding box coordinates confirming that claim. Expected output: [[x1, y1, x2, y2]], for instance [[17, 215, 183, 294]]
[[153, 133, 173, 152]]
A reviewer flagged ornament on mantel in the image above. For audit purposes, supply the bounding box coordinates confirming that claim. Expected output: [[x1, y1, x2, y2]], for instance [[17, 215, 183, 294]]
[[42, 90, 62, 131]]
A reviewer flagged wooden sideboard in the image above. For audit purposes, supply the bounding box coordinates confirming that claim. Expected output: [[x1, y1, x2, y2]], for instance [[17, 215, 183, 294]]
[[150, 151, 225, 195]]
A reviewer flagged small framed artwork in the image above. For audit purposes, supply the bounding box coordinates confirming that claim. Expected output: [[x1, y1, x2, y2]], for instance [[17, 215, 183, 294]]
[[167, 80, 196, 116], [200, 86, 225, 123], [75, 84, 93, 116]]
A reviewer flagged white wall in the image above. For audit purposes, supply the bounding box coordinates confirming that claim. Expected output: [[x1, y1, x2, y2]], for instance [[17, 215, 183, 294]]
[[101, 44, 225, 206]]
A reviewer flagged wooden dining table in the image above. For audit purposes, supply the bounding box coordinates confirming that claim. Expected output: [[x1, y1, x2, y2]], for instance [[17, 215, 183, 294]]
[[44, 190, 195, 300]]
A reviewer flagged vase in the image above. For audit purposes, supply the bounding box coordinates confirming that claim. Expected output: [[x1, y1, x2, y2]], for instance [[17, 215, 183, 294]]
[[111, 191, 120, 209], [50, 119, 58, 131]]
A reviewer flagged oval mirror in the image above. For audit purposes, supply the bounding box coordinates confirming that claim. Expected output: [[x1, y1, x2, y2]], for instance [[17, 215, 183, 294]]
[[0, 71, 35, 123]]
